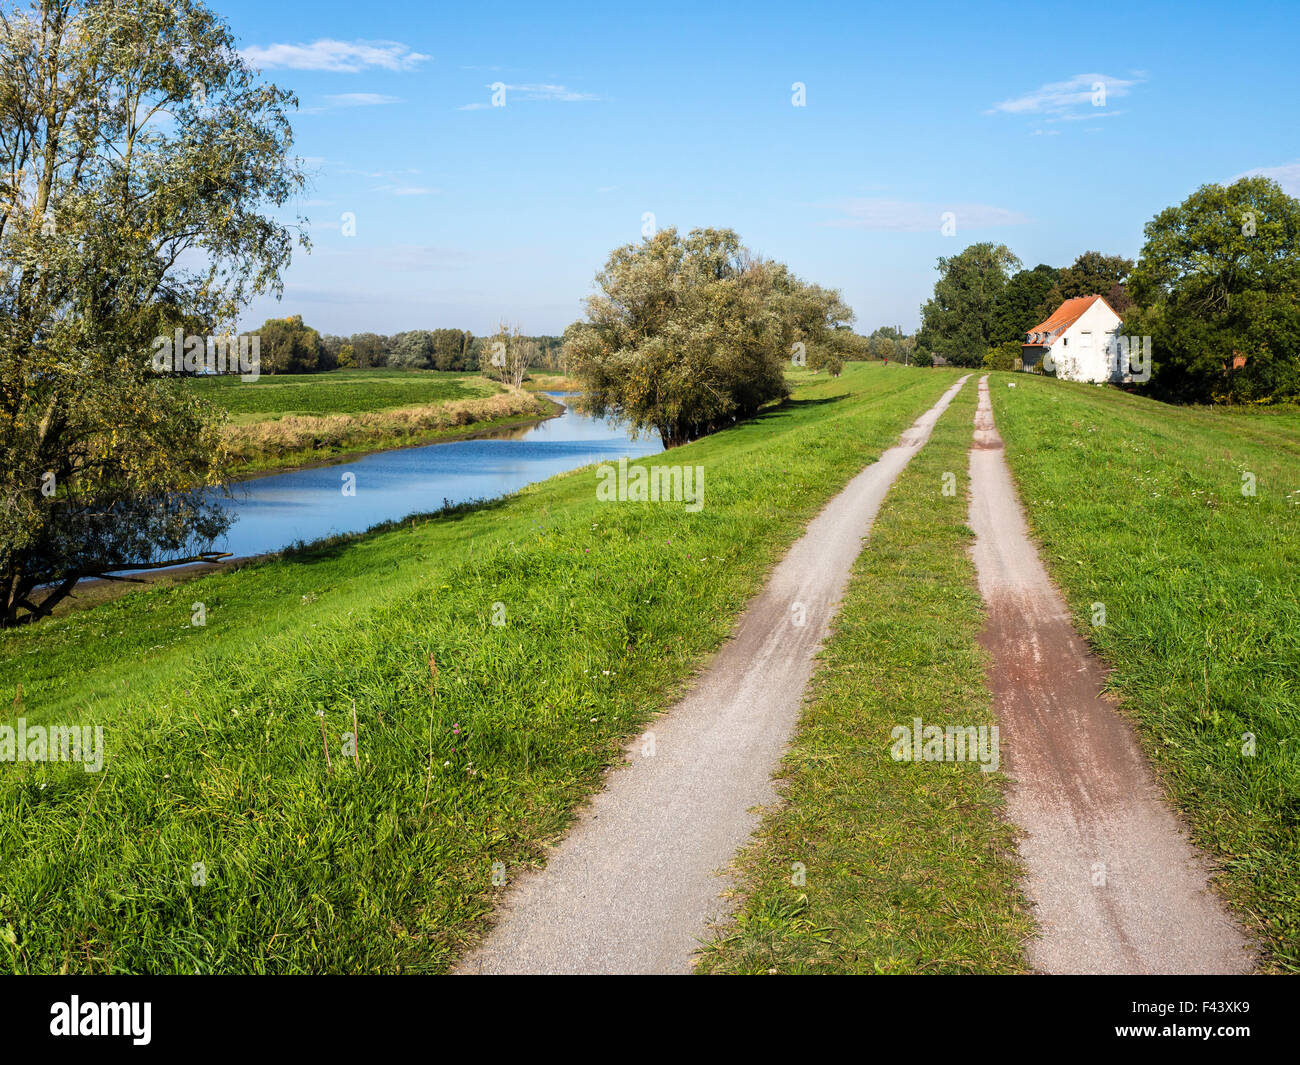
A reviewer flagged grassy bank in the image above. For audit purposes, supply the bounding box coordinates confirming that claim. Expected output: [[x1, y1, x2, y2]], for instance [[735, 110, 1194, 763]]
[[990, 373, 1300, 971], [0, 363, 964, 973], [697, 379, 1033, 974], [186, 369, 552, 475], [523, 373, 582, 392], [221, 390, 553, 475]]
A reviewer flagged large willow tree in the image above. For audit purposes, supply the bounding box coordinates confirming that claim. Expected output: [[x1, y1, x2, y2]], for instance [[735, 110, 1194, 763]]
[[564, 227, 853, 447], [0, 0, 306, 625]]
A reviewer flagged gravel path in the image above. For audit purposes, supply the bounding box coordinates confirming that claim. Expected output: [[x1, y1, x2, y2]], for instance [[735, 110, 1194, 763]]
[[457, 375, 972, 974], [967, 375, 1253, 974]]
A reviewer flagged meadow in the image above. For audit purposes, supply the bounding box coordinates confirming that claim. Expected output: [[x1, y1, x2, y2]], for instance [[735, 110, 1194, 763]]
[[185, 369, 552, 474], [991, 375, 1300, 971], [0, 363, 964, 973], [187, 368, 495, 423]]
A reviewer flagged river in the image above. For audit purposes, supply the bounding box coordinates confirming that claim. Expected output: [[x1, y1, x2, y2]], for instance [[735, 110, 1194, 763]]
[[209, 394, 661, 560]]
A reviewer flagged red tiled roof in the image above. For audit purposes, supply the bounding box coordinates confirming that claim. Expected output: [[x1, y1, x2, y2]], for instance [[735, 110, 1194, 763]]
[[1022, 294, 1118, 347]]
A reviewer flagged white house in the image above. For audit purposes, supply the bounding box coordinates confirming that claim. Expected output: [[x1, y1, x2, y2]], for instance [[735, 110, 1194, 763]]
[[1020, 294, 1126, 382]]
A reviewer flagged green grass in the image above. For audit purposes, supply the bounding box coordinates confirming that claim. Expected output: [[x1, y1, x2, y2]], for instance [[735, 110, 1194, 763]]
[[188, 368, 495, 425], [0, 362, 965, 973], [989, 372, 1300, 971], [697, 378, 1033, 974]]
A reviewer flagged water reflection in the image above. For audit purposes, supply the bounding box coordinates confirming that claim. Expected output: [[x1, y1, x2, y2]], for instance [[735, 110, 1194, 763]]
[[211, 393, 660, 559]]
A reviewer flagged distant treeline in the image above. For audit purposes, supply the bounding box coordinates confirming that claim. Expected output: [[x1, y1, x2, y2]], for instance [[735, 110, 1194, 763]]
[[913, 177, 1300, 403], [249, 317, 565, 374]]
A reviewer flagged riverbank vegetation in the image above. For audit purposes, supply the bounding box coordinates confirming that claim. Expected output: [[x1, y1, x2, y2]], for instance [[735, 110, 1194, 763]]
[[221, 390, 552, 475], [187, 369, 553, 475], [0, 363, 963, 973], [564, 227, 855, 447], [0, 1, 306, 628]]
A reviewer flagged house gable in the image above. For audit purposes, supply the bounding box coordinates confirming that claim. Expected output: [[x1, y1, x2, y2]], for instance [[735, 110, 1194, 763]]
[[1020, 294, 1124, 383]]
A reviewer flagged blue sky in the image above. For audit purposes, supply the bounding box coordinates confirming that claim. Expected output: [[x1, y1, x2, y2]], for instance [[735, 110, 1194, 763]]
[[224, 0, 1300, 337]]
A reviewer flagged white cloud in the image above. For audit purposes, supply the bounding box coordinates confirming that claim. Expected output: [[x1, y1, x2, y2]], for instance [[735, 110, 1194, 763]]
[[987, 73, 1141, 118], [507, 83, 599, 102], [1230, 160, 1300, 196], [322, 93, 404, 107], [242, 39, 429, 73], [340, 167, 421, 179], [459, 82, 598, 109], [373, 185, 439, 196], [824, 199, 1030, 232]]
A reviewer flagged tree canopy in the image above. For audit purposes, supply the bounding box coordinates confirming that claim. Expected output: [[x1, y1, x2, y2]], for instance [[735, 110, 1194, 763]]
[[260, 315, 327, 373], [564, 227, 852, 447], [918, 243, 1022, 366], [0, 0, 306, 625], [1126, 177, 1300, 403]]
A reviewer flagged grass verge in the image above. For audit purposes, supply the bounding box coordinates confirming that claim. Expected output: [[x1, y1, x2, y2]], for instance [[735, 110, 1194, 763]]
[[697, 379, 1033, 974], [990, 373, 1300, 972], [0, 363, 964, 973]]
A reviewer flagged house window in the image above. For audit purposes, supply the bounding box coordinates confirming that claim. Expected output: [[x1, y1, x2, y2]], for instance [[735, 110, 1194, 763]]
[[1063, 337, 1068, 346]]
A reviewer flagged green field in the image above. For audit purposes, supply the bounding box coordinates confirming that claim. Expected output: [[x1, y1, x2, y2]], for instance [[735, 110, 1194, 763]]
[[989, 374, 1300, 971], [699, 379, 1033, 974], [6, 364, 1295, 973], [187, 368, 495, 424], [703, 374, 1300, 973], [0, 363, 965, 973]]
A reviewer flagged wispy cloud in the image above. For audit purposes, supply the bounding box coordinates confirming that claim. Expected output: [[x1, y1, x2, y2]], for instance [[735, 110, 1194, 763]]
[[987, 73, 1142, 119], [339, 167, 421, 179], [242, 39, 429, 73], [373, 184, 439, 197], [323, 93, 404, 108], [823, 198, 1030, 232], [459, 82, 599, 110], [510, 83, 599, 102], [1230, 160, 1300, 196]]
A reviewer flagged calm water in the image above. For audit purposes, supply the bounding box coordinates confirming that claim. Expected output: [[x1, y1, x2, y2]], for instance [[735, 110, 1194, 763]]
[[210, 394, 661, 559]]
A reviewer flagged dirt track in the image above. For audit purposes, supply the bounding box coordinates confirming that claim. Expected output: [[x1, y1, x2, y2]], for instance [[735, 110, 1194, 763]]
[[456, 376, 971, 974], [967, 375, 1253, 974]]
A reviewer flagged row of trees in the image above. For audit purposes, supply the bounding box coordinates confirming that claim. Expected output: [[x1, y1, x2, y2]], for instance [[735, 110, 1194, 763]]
[[916, 247, 1134, 369], [916, 177, 1300, 403], [248, 320, 566, 375], [233, 318, 569, 375], [323, 329, 561, 373]]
